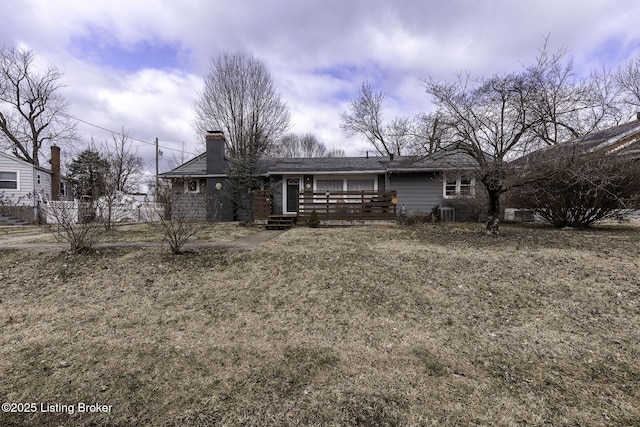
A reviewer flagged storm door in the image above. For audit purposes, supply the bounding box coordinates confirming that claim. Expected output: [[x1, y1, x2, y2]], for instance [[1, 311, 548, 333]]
[[285, 178, 300, 214]]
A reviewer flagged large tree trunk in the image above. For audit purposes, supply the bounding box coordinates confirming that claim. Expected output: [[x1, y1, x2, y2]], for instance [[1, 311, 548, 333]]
[[485, 188, 501, 234], [482, 174, 504, 235]]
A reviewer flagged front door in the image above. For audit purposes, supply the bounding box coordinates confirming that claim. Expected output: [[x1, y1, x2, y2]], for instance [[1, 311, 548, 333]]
[[286, 178, 300, 214]]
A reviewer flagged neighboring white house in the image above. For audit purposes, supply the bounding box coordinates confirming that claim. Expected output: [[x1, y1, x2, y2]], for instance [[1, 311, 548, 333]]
[[0, 150, 53, 200], [0, 147, 71, 223]]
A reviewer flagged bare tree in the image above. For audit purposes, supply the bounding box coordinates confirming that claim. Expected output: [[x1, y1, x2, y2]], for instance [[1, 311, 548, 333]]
[[0, 46, 76, 166], [106, 128, 144, 193], [269, 133, 344, 158], [423, 71, 539, 233], [99, 129, 145, 230], [615, 53, 640, 114], [193, 51, 290, 221], [326, 147, 346, 157], [409, 112, 448, 155], [527, 39, 623, 146], [340, 81, 412, 156]]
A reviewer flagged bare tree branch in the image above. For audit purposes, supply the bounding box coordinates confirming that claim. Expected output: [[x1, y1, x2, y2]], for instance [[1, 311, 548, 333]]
[[193, 52, 290, 221], [0, 46, 77, 166], [340, 81, 410, 156]]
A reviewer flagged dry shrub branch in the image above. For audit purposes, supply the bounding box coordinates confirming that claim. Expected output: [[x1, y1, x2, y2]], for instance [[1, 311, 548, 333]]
[[44, 200, 102, 253], [513, 151, 640, 227], [150, 192, 220, 254]]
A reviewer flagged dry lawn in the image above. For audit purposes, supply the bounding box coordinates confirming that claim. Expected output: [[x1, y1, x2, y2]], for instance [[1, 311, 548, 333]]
[[0, 222, 257, 245], [1, 223, 639, 426]]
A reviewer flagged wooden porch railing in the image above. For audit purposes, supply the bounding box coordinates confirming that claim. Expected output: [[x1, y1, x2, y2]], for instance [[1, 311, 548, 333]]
[[254, 190, 272, 220], [297, 190, 397, 221]]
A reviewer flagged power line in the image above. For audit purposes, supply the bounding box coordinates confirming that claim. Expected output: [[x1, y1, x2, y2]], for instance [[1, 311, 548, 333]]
[[60, 112, 201, 156]]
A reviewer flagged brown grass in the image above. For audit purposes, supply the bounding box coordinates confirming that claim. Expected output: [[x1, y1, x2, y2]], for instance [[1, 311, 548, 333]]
[[0, 222, 257, 245], [1, 223, 639, 426]]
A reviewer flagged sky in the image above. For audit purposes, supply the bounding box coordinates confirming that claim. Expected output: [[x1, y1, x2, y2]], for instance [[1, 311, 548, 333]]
[[2, 0, 640, 182]]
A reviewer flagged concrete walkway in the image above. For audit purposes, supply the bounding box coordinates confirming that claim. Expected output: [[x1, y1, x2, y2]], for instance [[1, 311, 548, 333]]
[[0, 229, 287, 251]]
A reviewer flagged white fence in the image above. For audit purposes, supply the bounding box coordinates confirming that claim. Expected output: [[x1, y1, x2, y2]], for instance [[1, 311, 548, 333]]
[[45, 200, 164, 224]]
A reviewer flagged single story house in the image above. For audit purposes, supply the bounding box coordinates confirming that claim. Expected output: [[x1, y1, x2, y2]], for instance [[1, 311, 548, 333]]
[[159, 131, 483, 225], [0, 146, 72, 223]]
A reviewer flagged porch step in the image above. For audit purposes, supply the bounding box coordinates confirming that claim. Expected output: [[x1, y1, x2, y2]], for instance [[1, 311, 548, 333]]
[[265, 215, 296, 230], [0, 215, 30, 226]]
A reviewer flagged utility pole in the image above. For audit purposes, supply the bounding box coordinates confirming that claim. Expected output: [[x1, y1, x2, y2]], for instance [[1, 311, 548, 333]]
[[155, 137, 159, 201]]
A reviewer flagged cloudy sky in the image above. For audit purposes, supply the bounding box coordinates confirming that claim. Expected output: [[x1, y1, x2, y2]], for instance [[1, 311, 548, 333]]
[[2, 0, 640, 178]]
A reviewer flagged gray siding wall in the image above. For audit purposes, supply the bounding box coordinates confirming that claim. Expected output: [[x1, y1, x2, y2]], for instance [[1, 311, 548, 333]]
[[389, 172, 443, 215], [171, 193, 207, 222], [205, 177, 234, 221]]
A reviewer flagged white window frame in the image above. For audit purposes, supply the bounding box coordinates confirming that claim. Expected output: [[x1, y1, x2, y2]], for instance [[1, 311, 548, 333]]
[[0, 170, 19, 191], [443, 174, 475, 199], [313, 175, 378, 192], [185, 178, 202, 193]]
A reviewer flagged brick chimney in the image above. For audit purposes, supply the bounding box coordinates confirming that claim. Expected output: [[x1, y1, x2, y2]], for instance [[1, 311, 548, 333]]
[[50, 145, 61, 201], [205, 131, 226, 174]]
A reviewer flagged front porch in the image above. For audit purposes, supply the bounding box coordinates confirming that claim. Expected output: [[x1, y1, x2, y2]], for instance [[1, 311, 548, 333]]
[[255, 190, 398, 225]]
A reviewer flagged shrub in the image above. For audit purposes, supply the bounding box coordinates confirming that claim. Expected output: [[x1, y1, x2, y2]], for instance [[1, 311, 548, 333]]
[[149, 192, 220, 254], [444, 190, 488, 223], [512, 151, 640, 228], [45, 201, 102, 253], [307, 209, 320, 228]]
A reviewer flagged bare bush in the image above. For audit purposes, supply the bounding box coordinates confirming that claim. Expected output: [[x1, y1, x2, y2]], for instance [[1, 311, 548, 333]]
[[44, 201, 102, 253], [444, 189, 488, 223], [512, 152, 640, 228], [150, 192, 220, 254]]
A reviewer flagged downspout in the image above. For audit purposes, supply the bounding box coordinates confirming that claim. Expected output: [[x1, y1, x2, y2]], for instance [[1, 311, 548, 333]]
[[379, 160, 391, 191]]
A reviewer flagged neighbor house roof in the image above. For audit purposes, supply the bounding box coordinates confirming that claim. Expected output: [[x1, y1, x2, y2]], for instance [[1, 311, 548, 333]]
[[517, 118, 640, 164], [0, 150, 53, 174]]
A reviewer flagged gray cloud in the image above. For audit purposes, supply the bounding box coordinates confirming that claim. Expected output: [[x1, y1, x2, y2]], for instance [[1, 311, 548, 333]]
[[2, 0, 640, 171]]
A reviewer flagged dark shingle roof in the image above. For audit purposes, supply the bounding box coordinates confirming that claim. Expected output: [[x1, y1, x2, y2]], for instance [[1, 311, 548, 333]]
[[159, 150, 478, 178], [518, 119, 640, 164], [381, 151, 478, 172], [259, 157, 386, 174], [158, 154, 208, 177]]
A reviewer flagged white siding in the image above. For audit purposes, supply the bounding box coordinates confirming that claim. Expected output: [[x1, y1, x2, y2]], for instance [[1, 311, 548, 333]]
[[34, 168, 53, 201], [0, 152, 37, 206]]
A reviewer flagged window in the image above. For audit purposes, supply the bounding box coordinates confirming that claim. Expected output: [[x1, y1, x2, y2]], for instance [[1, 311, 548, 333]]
[[443, 175, 475, 198], [186, 179, 202, 193], [459, 178, 473, 196], [316, 179, 343, 192], [315, 176, 377, 192], [347, 179, 375, 191], [0, 171, 18, 190], [60, 182, 66, 197], [37, 174, 41, 184], [444, 178, 457, 197]]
